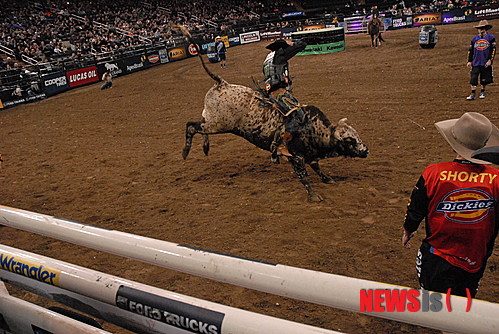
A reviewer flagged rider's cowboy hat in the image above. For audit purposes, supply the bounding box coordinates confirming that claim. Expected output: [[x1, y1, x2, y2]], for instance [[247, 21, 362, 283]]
[[473, 20, 492, 30], [266, 39, 290, 51], [435, 112, 499, 164], [215, 36, 222, 40]]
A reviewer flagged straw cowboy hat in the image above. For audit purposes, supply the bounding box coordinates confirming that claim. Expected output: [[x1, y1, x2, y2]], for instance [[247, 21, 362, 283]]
[[473, 20, 492, 30], [435, 112, 499, 164], [215, 36, 222, 40], [266, 39, 290, 51]]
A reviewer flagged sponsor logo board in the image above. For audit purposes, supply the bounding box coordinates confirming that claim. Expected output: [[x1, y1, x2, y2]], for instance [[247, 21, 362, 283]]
[[168, 47, 187, 60], [66, 66, 99, 87], [0, 252, 60, 286], [239, 31, 260, 44], [413, 13, 442, 26], [474, 4, 499, 20], [116, 286, 225, 334]]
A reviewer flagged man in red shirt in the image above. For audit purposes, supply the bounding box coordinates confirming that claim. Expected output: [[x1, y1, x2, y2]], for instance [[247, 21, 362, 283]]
[[403, 112, 499, 297]]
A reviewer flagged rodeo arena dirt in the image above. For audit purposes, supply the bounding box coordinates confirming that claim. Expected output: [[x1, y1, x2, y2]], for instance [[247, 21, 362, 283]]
[[0, 15, 498, 334]]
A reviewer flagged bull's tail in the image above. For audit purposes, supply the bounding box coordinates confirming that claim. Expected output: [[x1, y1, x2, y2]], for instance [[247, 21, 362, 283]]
[[173, 25, 223, 85]]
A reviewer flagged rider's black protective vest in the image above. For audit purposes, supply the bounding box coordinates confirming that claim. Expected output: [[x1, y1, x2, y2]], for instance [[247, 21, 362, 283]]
[[263, 52, 290, 92]]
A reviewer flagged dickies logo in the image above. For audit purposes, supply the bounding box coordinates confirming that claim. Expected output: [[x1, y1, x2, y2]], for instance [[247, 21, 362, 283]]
[[475, 39, 490, 50], [436, 188, 495, 223]]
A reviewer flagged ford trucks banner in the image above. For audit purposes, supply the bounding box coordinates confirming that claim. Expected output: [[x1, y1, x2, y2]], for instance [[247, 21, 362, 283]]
[[391, 16, 413, 29], [66, 66, 99, 87], [116, 286, 225, 334], [413, 13, 442, 26], [42, 72, 70, 96]]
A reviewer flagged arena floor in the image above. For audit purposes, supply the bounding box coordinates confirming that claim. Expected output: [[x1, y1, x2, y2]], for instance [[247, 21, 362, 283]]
[[0, 19, 498, 333]]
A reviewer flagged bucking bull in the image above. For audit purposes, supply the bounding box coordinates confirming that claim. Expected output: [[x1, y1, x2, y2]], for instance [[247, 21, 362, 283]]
[[180, 31, 368, 201]]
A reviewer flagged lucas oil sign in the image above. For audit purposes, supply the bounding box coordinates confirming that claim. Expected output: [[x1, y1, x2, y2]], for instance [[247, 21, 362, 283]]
[[66, 66, 99, 87]]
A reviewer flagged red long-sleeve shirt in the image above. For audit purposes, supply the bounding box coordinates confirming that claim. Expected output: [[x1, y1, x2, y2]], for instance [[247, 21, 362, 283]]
[[404, 160, 499, 272]]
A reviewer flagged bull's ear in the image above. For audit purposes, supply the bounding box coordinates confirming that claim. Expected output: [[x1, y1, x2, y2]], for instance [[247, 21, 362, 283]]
[[338, 118, 348, 126]]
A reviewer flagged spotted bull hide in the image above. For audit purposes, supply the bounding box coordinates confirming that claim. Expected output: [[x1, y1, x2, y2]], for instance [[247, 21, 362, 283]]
[[182, 78, 369, 201]]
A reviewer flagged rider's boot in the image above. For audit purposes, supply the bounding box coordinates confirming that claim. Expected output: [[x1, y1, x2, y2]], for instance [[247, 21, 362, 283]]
[[277, 132, 294, 157]]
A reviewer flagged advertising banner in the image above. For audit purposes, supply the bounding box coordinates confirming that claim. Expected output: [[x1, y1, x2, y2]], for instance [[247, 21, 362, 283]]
[[299, 41, 345, 54], [228, 35, 241, 47], [281, 26, 298, 38], [167, 46, 188, 61], [201, 41, 214, 51], [66, 66, 99, 88], [259, 29, 282, 41], [122, 55, 148, 74], [442, 9, 472, 24], [158, 49, 169, 64], [186, 43, 199, 57], [239, 31, 260, 44], [282, 11, 304, 18], [116, 286, 225, 334], [146, 53, 161, 66], [474, 4, 499, 20], [390, 16, 413, 29], [0, 86, 46, 109], [292, 27, 345, 55], [97, 61, 124, 79], [41, 72, 70, 96], [413, 13, 442, 26], [301, 24, 326, 31]]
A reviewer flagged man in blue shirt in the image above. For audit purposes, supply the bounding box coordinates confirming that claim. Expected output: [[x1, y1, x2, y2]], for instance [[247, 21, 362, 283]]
[[466, 20, 496, 100], [215, 36, 227, 68]]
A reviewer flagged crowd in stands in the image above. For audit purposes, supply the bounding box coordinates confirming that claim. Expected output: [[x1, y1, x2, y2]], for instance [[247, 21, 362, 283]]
[[0, 0, 495, 69]]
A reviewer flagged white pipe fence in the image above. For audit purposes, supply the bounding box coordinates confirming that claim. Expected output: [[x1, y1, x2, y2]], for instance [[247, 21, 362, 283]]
[[0, 288, 111, 334], [0, 244, 340, 334], [0, 205, 498, 334]]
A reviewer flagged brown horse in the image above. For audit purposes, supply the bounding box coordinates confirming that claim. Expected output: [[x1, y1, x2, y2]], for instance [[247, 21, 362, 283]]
[[367, 17, 383, 48]]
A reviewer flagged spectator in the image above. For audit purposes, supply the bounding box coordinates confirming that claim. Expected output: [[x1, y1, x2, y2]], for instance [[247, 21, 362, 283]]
[[403, 112, 499, 297], [466, 20, 496, 100]]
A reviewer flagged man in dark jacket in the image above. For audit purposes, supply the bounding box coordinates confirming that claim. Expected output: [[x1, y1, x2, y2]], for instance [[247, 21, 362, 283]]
[[263, 38, 307, 160]]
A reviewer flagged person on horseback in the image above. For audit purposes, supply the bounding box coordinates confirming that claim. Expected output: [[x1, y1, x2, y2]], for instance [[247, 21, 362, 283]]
[[263, 38, 307, 161], [368, 14, 384, 47]]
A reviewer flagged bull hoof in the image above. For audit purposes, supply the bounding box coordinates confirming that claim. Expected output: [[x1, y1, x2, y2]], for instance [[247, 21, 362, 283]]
[[182, 147, 190, 160], [308, 193, 324, 202], [321, 177, 334, 184]]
